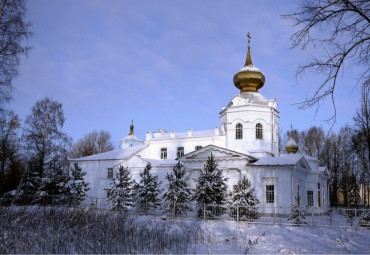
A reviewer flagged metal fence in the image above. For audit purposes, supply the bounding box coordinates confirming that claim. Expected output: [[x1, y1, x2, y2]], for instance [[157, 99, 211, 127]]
[[2, 194, 370, 228], [166, 203, 370, 228]]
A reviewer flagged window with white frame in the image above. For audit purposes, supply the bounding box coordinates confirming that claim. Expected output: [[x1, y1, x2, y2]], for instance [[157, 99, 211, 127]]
[[177, 147, 184, 158], [107, 168, 113, 179], [195, 146, 202, 151], [256, 123, 263, 139], [160, 148, 167, 159], [235, 123, 243, 139], [266, 185, 274, 203], [307, 190, 314, 206]]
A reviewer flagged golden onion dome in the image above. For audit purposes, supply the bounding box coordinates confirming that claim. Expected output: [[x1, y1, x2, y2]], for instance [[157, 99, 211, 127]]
[[285, 135, 299, 154], [233, 33, 265, 93]]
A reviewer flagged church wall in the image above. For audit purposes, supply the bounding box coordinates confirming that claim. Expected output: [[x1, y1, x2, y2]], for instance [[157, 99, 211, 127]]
[[185, 157, 249, 190], [244, 165, 294, 206], [306, 172, 330, 211], [291, 168, 308, 205], [74, 157, 175, 207], [112, 159, 173, 196], [72, 159, 124, 206], [119, 139, 143, 149], [221, 104, 278, 156], [140, 136, 225, 160]]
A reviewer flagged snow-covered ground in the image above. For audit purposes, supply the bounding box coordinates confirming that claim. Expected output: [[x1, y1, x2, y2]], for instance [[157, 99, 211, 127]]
[[189, 220, 370, 254], [1, 206, 369, 254]]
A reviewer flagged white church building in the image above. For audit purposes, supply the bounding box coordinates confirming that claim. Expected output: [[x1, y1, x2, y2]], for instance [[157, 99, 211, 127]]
[[70, 37, 330, 211]]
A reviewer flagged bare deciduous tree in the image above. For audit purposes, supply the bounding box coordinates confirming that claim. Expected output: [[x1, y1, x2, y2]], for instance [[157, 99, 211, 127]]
[[301, 126, 326, 158], [352, 86, 370, 206], [0, 110, 23, 194], [69, 130, 114, 159], [0, 110, 20, 175], [0, 0, 32, 109], [24, 97, 70, 177], [282, 0, 370, 121]]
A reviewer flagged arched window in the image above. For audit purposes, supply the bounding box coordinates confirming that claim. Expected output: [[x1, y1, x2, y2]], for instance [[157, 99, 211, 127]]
[[235, 123, 243, 139], [256, 123, 263, 139]]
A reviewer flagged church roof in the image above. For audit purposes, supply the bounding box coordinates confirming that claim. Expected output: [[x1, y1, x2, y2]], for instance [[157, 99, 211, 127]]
[[179, 144, 257, 162], [250, 153, 312, 166], [118, 134, 143, 142], [140, 158, 178, 167], [226, 92, 269, 107], [69, 144, 148, 161], [151, 129, 217, 140]]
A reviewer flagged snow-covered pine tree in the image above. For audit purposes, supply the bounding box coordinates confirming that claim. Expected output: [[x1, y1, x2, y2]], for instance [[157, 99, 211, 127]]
[[288, 189, 306, 225], [105, 165, 134, 211], [231, 176, 260, 220], [359, 210, 370, 227], [135, 163, 161, 213], [65, 163, 89, 206], [13, 167, 40, 204], [163, 162, 192, 216], [33, 166, 69, 205], [192, 153, 228, 218]]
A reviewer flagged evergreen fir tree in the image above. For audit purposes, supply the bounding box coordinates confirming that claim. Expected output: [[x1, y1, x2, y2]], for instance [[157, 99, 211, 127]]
[[231, 176, 260, 220], [65, 163, 89, 206], [288, 189, 306, 225], [192, 153, 228, 218], [163, 162, 192, 215], [13, 166, 40, 204], [105, 165, 133, 210], [135, 163, 161, 213], [34, 166, 69, 205], [359, 211, 370, 227]]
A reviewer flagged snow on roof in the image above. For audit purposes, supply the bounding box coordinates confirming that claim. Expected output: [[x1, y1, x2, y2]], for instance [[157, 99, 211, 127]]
[[285, 136, 298, 147], [251, 153, 319, 166], [239, 65, 262, 73], [151, 129, 216, 141], [319, 166, 326, 172], [141, 158, 178, 167], [251, 154, 307, 166], [119, 134, 143, 142], [250, 155, 302, 166], [69, 144, 148, 161], [227, 92, 269, 107], [239, 92, 268, 104]]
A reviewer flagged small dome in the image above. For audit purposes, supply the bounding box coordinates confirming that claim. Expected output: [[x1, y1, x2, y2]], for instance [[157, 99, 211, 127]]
[[118, 120, 144, 149], [285, 136, 298, 154]]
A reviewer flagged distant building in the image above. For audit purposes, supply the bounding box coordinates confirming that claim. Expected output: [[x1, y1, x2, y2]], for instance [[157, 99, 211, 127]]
[[70, 36, 330, 211]]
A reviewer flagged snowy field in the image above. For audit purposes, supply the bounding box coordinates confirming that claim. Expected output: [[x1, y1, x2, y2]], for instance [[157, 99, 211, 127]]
[[1, 206, 369, 254]]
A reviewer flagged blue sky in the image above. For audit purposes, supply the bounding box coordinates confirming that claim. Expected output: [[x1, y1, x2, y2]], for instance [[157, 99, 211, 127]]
[[9, 0, 361, 148]]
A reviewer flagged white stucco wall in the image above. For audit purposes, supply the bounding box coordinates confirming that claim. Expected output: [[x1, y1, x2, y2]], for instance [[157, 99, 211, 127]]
[[140, 134, 226, 160], [219, 93, 279, 157]]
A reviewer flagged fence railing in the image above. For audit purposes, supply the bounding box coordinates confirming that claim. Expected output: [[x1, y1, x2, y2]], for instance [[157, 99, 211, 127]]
[[2, 194, 369, 228]]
